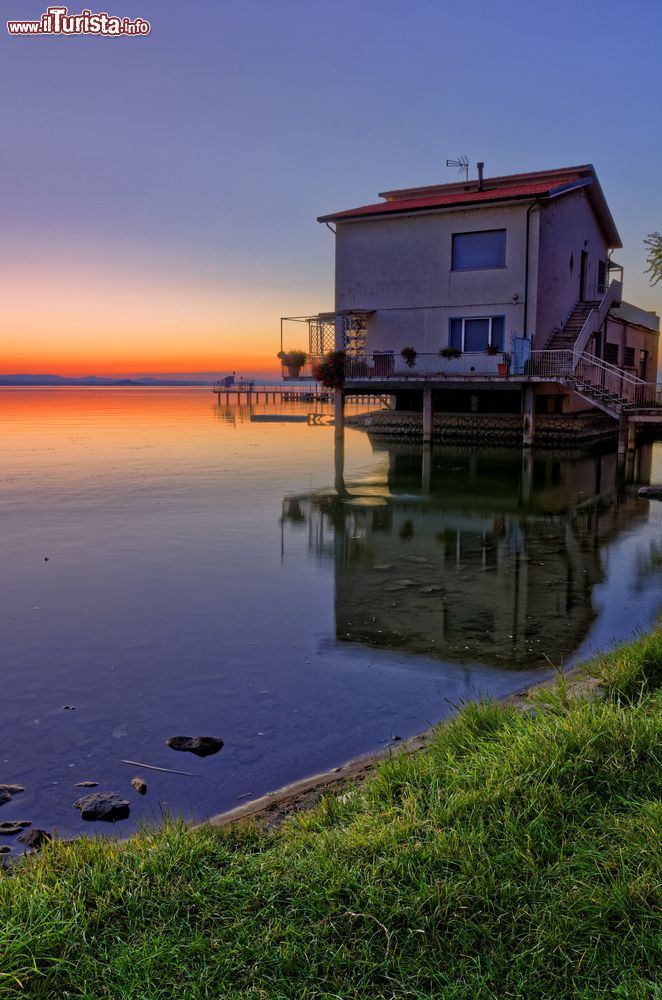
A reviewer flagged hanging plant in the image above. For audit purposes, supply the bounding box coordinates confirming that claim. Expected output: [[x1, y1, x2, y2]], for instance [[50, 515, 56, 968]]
[[313, 350, 346, 389], [401, 346, 417, 368]]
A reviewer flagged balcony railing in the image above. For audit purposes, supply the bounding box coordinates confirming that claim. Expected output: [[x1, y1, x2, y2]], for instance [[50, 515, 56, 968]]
[[345, 352, 510, 380], [343, 350, 660, 410]]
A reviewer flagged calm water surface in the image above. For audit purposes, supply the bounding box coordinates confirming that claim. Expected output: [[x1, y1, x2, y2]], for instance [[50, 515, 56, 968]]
[[2, 388, 662, 841]]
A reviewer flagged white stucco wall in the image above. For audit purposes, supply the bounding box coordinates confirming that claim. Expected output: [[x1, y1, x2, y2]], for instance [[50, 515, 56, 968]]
[[334, 203, 532, 354], [535, 188, 610, 348]]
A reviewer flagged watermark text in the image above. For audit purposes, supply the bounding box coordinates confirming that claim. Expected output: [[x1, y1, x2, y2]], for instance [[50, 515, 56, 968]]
[[7, 6, 151, 36]]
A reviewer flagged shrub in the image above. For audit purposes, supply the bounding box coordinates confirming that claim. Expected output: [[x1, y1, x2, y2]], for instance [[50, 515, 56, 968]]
[[277, 349, 307, 368]]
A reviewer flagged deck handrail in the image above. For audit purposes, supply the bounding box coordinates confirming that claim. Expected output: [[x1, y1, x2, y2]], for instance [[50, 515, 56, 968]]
[[343, 348, 660, 409]]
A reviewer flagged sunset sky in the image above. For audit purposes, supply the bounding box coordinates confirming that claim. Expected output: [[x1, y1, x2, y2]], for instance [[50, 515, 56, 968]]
[[2, 0, 660, 378]]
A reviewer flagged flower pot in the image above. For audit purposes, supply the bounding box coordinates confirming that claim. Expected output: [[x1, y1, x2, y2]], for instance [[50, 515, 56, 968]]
[[498, 361, 509, 377], [284, 365, 302, 380]]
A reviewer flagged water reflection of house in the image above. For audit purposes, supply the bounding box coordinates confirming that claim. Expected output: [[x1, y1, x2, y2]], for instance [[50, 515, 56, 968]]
[[282, 443, 653, 669]]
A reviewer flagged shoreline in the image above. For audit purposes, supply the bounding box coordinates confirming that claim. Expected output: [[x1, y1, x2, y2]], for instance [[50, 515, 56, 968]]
[[204, 661, 601, 833], [4, 628, 658, 997]]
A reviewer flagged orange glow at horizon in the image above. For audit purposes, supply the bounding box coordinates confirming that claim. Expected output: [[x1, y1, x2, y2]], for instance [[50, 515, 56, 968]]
[[2, 256, 326, 378]]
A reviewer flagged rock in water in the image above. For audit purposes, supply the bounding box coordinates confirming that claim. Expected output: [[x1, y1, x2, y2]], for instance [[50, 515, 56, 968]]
[[166, 736, 224, 757], [75, 792, 130, 822], [18, 829, 51, 849], [0, 846, 10, 854], [75, 781, 98, 788], [131, 777, 147, 795], [0, 784, 25, 807], [0, 821, 31, 835]]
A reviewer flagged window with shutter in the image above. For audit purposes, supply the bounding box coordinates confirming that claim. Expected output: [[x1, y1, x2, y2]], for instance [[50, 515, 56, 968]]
[[452, 230, 506, 270]]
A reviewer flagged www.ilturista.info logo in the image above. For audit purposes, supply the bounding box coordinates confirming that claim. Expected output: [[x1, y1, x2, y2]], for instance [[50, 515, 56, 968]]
[[7, 6, 151, 35]]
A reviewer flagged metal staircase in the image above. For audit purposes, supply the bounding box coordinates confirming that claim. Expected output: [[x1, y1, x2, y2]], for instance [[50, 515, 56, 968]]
[[527, 349, 657, 419], [548, 301, 601, 352]]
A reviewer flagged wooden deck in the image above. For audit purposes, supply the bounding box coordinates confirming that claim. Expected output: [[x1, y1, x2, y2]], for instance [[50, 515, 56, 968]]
[[212, 382, 383, 404]]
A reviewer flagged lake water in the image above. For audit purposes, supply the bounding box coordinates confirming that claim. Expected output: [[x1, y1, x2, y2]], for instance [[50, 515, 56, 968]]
[[2, 388, 662, 842]]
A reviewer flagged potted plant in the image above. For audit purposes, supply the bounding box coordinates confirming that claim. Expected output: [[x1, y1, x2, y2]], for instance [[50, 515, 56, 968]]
[[485, 343, 499, 356], [439, 346, 462, 359], [313, 350, 346, 390], [277, 348, 307, 379], [498, 353, 511, 376], [401, 346, 417, 369]]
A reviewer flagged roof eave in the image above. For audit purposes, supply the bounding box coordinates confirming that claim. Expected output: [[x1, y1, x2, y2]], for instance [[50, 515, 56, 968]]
[[317, 190, 549, 225]]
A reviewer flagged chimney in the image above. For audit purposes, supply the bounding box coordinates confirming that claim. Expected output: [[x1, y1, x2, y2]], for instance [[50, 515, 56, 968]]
[[477, 162, 485, 191]]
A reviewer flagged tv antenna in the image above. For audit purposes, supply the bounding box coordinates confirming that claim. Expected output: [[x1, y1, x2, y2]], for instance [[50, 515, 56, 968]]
[[446, 155, 469, 182]]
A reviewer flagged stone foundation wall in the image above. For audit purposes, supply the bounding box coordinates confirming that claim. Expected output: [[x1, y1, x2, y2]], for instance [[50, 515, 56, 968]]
[[348, 410, 618, 444]]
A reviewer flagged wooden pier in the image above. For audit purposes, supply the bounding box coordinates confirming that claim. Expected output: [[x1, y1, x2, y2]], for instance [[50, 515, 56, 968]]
[[212, 382, 385, 405]]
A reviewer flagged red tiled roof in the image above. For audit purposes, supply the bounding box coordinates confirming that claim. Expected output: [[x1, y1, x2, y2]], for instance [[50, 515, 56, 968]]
[[318, 179, 588, 223]]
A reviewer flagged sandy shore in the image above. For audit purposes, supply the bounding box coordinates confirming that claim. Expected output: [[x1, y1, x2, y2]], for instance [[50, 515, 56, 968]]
[[204, 663, 602, 833]]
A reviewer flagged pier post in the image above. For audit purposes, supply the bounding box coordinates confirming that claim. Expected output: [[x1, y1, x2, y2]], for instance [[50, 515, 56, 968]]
[[421, 444, 432, 495], [334, 435, 347, 495], [334, 389, 345, 440], [522, 385, 535, 448], [423, 388, 433, 444], [520, 449, 533, 506], [617, 415, 630, 457]]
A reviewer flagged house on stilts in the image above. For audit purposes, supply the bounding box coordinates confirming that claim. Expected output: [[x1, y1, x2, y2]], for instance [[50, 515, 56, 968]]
[[281, 163, 661, 447]]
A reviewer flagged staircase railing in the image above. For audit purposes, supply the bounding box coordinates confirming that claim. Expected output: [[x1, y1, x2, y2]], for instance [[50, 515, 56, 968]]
[[527, 350, 657, 408], [573, 279, 622, 355], [571, 351, 656, 407]]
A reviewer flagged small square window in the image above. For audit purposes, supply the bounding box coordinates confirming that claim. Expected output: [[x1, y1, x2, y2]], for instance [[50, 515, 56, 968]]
[[452, 230, 506, 270]]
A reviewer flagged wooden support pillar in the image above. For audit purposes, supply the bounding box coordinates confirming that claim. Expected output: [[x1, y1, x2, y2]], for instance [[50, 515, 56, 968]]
[[617, 415, 629, 457], [520, 449, 533, 507], [423, 387, 433, 444], [522, 385, 535, 448], [421, 445, 432, 495], [334, 434, 347, 495], [334, 389, 345, 440]]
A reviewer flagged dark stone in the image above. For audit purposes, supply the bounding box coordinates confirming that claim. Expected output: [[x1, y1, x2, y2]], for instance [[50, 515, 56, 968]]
[[75, 792, 130, 822], [0, 821, 31, 835], [638, 486, 662, 500], [166, 735, 224, 757], [0, 784, 25, 807], [18, 829, 51, 849], [62, 705, 76, 711], [131, 777, 147, 795], [0, 846, 10, 854], [75, 781, 98, 788]]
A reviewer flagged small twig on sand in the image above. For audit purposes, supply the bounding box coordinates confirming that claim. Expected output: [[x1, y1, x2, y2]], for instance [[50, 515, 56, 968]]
[[121, 760, 196, 777]]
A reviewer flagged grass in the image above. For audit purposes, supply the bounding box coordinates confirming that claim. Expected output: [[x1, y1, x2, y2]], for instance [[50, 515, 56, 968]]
[[1, 633, 661, 999]]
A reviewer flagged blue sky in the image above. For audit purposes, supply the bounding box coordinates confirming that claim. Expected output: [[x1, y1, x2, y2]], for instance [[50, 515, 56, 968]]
[[1, 0, 660, 374]]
